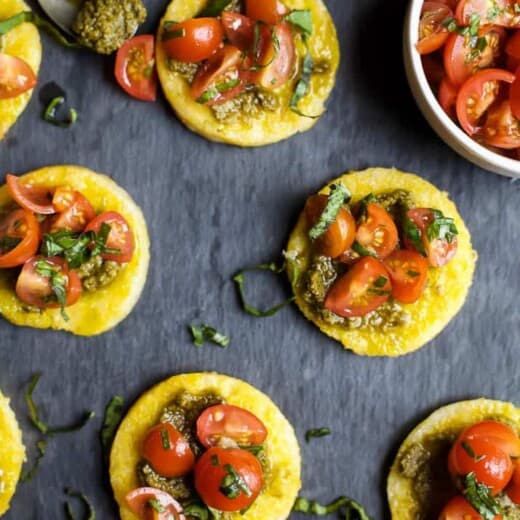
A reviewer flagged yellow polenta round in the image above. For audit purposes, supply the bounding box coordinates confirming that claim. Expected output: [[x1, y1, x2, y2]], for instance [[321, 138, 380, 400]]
[[110, 372, 302, 520], [286, 167, 477, 357], [156, 0, 339, 146], [0, 390, 25, 517], [0, 166, 150, 336], [0, 0, 42, 140], [387, 399, 520, 520]]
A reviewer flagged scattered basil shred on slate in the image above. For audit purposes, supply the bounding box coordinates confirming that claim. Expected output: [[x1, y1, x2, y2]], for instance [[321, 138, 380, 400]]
[[100, 395, 124, 456], [293, 496, 373, 519], [64, 488, 96, 520], [190, 324, 230, 347], [309, 184, 352, 240], [233, 262, 294, 317], [463, 473, 502, 520], [20, 440, 47, 482], [305, 427, 331, 442], [43, 96, 78, 128]]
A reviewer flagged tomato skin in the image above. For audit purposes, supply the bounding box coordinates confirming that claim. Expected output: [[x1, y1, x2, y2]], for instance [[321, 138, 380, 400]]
[[305, 195, 356, 258], [141, 423, 195, 479], [324, 257, 392, 318], [84, 211, 134, 263], [197, 404, 268, 448], [506, 29, 520, 58], [438, 495, 484, 519], [438, 77, 458, 119], [355, 203, 398, 259], [0, 53, 37, 100], [506, 463, 520, 504], [456, 0, 520, 28], [245, 0, 288, 25], [191, 45, 247, 105], [510, 65, 520, 119], [422, 55, 446, 91], [15, 256, 82, 309], [483, 99, 520, 147], [126, 487, 185, 520], [383, 249, 429, 304], [194, 447, 263, 512], [221, 12, 255, 51], [461, 421, 520, 457], [163, 18, 224, 63], [0, 209, 40, 268], [6, 174, 55, 215], [49, 191, 96, 233], [416, 2, 453, 55], [115, 35, 157, 102]]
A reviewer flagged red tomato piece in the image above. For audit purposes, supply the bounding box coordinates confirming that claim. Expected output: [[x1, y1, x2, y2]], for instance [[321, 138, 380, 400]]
[[510, 64, 520, 119], [506, 463, 520, 504], [438, 77, 459, 119], [194, 447, 263, 512], [324, 257, 392, 318], [0, 209, 40, 268], [197, 404, 268, 448], [49, 191, 96, 233], [191, 45, 247, 105], [305, 194, 356, 258], [115, 35, 157, 102], [6, 174, 55, 214], [126, 487, 185, 520], [456, 0, 520, 28], [416, 2, 453, 55], [245, 0, 289, 25], [249, 22, 296, 89], [422, 54, 446, 91], [506, 28, 520, 58], [141, 423, 195, 479], [221, 12, 255, 51], [462, 421, 520, 458], [84, 211, 135, 263], [383, 249, 429, 304], [52, 185, 77, 212], [0, 53, 37, 100], [456, 68, 514, 135], [355, 203, 398, 259], [162, 18, 224, 63], [483, 99, 520, 147], [438, 495, 485, 519], [16, 256, 82, 309]]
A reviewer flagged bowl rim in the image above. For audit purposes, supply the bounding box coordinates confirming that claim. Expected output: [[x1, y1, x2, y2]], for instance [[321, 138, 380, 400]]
[[403, 0, 520, 178]]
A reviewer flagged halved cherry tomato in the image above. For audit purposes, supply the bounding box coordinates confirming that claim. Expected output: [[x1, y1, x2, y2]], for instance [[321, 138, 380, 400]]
[[197, 404, 268, 448], [6, 174, 55, 215], [510, 64, 520, 119], [141, 423, 195, 479], [221, 12, 255, 51], [438, 495, 485, 519], [0, 209, 40, 268], [49, 191, 96, 233], [249, 22, 296, 89], [16, 256, 82, 309], [483, 99, 520, 147], [456, 68, 514, 135], [305, 195, 356, 258], [52, 185, 77, 212], [191, 45, 247, 105], [115, 35, 157, 102], [355, 203, 398, 259], [444, 26, 505, 87], [507, 53, 520, 71], [84, 211, 134, 263], [422, 55, 446, 90], [383, 249, 429, 304], [448, 436, 513, 494], [506, 28, 520, 57], [324, 257, 392, 318], [245, 0, 289, 25], [456, 0, 520, 28], [438, 77, 458, 119], [162, 18, 224, 63], [194, 447, 263, 512], [506, 463, 520, 504], [416, 2, 453, 55], [0, 53, 37, 100], [461, 421, 520, 458], [126, 487, 185, 520], [405, 208, 458, 267]]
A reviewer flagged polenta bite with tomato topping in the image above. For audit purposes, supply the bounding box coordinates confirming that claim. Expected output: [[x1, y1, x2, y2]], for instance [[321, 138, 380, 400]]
[[0, 389, 25, 516], [387, 399, 520, 519], [285, 167, 477, 357], [0, 166, 150, 335], [0, 0, 41, 140], [110, 372, 301, 520], [156, 0, 339, 146]]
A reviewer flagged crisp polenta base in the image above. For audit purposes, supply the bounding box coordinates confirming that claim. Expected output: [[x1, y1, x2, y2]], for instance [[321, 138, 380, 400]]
[[387, 399, 520, 520], [286, 167, 477, 357], [0, 390, 25, 516], [110, 373, 302, 520], [0, 0, 42, 140], [156, 0, 340, 146], [0, 166, 150, 336]]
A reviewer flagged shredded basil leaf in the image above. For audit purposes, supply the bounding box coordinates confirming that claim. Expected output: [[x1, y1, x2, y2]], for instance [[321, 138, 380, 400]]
[[233, 262, 294, 317], [184, 504, 210, 520], [284, 10, 313, 36], [162, 27, 185, 42], [197, 78, 241, 104], [283, 250, 300, 291], [351, 242, 376, 258], [402, 216, 427, 257], [148, 499, 165, 513], [161, 428, 171, 450], [305, 427, 331, 442], [290, 43, 318, 118], [64, 488, 96, 520], [309, 184, 352, 241], [198, 0, 232, 17], [220, 464, 252, 499], [43, 96, 78, 128], [461, 441, 485, 461], [463, 473, 502, 520], [21, 440, 47, 482], [293, 496, 373, 519], [426, 210, 458, 244], [190, 324, 230, 347], [34, 259, 69, 320], [0, 235, 22, 254], [100, 395, 124, 457], [90, 223, 120, 257]]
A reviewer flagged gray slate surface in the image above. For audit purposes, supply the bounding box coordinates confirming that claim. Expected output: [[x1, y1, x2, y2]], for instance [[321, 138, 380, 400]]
[[1, 0, 520, 518]]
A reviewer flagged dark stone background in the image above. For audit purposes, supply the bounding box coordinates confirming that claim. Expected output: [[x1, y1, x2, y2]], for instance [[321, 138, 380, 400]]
[[1, 0, 519, 518]]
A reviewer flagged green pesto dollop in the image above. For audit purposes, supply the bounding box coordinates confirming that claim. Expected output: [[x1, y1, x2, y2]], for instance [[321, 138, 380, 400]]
[[167, 58, 199, 84], [72, 0, 147, 54], [211, 90, 280, 123], [371, 189, 415, 222], [78, 255, 121, 292]]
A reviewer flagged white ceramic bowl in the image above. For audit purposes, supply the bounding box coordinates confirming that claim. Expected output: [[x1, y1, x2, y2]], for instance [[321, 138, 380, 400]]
[[403, 0, 520, 178]]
